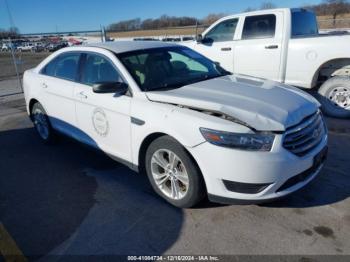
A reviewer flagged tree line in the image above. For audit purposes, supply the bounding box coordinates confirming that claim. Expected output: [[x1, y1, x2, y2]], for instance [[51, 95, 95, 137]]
[[107, 13, 225, 32], [107, 0, 350, 32], [304, 0, 350, 21]]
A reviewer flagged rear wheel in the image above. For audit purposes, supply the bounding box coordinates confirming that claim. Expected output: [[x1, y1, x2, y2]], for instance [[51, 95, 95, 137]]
[[318, 76, 350, 118], [145, 136, 206, 208], [31, 102, 56, 143]]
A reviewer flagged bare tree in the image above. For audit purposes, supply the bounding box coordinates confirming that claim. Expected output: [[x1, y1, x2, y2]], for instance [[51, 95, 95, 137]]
[[260, 2, 277, 10], [108, 15, 200, 31], [244, 7, 257, 12], [201, 13, 226, 25], [324, 0, 350, 27], [108, 18, 142, 32], [245, 2, 276, 11], [0, 27, 20, 39]]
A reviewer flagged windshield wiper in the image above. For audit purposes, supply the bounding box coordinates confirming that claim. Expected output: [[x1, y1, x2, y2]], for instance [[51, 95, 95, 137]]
[[145, 72, 232, 92], [184, 72, 230, 85]]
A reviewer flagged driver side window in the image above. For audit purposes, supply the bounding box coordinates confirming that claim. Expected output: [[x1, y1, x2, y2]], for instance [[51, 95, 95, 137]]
[[204, 18, 238, 42]]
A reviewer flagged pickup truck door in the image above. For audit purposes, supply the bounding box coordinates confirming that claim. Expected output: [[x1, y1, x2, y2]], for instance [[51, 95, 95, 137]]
[[192, 18, 239, 72], [234, 13, 284, 81], [74, 53, 132, 162]]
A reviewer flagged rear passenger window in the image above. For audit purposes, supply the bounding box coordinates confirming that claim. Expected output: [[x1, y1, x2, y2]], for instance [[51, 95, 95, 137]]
[[291, 11, 318, 37], [81, 54, 122, 85], [41, 53, 80, 81], [242, 15, 276, 39], [42, 58, 58, 77]]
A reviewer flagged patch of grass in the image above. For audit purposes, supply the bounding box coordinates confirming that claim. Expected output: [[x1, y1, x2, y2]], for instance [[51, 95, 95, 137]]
[[108, 27, 205, 39]]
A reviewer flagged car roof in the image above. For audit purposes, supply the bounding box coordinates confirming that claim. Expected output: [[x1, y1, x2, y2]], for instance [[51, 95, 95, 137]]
[[87, 41, 179, 54]]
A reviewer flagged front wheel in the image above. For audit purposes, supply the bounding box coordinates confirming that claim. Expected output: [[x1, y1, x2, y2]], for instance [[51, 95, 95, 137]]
[[318, 76, 350, 118], [145, 136, 206, 208]]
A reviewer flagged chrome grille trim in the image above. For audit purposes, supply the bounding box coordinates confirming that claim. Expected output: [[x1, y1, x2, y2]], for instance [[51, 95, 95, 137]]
[[283, 111, 325, 157], [285, 112, 320, 136], [284, 116, 322, 143]]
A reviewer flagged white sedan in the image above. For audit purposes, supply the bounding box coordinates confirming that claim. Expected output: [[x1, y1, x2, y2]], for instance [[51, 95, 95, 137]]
[[23, 41, 328, 207]]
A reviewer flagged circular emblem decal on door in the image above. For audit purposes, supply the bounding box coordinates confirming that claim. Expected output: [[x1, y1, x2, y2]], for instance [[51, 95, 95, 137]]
[[92, 108, 109, 137]]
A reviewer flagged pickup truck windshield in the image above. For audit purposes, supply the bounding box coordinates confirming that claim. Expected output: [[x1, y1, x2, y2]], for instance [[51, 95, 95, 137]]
[[117, 46, 230, 91], [291, 10, 319, 37]]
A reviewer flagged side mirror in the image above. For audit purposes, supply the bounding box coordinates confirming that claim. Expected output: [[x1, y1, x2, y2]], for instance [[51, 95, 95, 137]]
[[197, 34, 214, 45], [196, 34, 203, 43], [92, 82, 128, 95]]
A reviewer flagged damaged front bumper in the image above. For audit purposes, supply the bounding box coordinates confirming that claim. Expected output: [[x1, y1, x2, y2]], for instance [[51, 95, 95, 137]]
[[187, 133, 328, 204]]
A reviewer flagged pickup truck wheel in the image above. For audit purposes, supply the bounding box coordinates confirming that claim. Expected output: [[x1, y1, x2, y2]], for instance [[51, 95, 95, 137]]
[[145, 136, 206, 208], [31, 102, 56, 144], [318, 76, 350, 118]]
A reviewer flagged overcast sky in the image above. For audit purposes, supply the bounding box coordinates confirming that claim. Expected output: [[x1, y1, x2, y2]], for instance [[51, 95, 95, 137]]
[[0, 0, 322, 34]]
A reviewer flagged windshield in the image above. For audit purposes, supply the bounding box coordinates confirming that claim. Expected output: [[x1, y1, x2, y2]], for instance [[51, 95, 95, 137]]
[[117, 46, 230, 91]]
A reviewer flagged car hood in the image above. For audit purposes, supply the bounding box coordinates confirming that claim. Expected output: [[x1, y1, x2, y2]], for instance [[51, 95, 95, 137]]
[[145, 75, 320, 131]]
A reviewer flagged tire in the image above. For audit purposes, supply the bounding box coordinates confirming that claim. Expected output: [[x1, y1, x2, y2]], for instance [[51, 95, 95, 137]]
[[31, 102, 56, 144], [318, 76, 350, 118], [145, 136, 206, 208]]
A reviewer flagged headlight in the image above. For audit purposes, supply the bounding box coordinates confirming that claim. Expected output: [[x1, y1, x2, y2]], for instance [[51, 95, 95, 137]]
[[200, 128, 275, 151]]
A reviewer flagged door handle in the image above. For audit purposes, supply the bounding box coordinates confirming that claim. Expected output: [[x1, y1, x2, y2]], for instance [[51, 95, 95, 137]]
[[41, 83, 48, 88], [221, 47, 232, 51], [77, 91, 88, 99], [265, 45, 278, 49]]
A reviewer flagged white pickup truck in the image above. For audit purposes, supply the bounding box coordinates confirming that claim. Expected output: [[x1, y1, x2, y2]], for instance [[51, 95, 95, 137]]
[[184, 8, 350, 118], [17, 42, 35, 52]]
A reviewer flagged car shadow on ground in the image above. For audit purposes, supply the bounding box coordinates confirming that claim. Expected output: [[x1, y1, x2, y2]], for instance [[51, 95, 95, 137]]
[[0, 127, 183, 258], [1, 123, 349, 258]]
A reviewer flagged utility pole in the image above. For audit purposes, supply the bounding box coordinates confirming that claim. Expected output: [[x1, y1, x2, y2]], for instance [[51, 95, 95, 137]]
[[9, 38, 22, 92], [5, 0, 22, 92], [101, 25, 106, 42]]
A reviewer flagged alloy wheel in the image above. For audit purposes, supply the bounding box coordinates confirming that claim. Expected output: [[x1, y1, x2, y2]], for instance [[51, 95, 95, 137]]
[[150, 149, 189, 200]]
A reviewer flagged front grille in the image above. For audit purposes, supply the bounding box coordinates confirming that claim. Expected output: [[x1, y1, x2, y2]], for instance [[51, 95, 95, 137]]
[[283, 111, 326, 157]]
